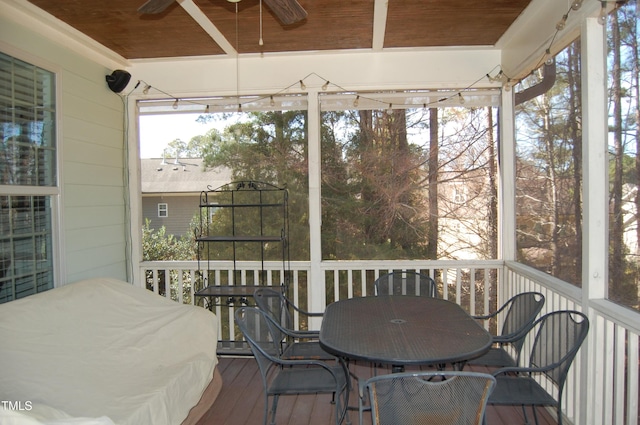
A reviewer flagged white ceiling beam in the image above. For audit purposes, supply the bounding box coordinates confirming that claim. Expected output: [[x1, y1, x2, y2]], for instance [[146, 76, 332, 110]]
[[371, 0, 388, 51], [178, 0, 237, 56]]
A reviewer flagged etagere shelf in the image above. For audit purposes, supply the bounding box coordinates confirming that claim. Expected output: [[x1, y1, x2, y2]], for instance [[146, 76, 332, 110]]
[[194, 180, 290, 354]]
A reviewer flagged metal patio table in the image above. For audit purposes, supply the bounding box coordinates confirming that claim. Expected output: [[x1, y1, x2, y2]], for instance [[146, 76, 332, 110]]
[[319, 295, 492, 372]]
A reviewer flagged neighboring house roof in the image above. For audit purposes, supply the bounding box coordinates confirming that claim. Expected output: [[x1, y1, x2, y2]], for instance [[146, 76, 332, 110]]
[[140, 158, 232, 194]]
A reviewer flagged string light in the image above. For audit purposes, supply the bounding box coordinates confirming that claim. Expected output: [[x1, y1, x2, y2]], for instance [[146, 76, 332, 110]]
[[598, 1, 607, 25], [556, 14, 568, 31], [487, 70, 503, 83], [130, 0, 588, 115], [126, 0, 596, 115]]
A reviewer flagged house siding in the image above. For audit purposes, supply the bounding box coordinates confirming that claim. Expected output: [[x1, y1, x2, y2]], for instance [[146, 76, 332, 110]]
[[142, 195, 200, 237], [0, 14, 128, 285]]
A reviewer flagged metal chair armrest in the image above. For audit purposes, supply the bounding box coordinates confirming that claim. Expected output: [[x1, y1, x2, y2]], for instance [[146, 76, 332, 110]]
[[286, 297, 324, 317]]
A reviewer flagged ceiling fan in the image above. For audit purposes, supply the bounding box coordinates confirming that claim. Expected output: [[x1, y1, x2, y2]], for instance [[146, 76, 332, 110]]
[[137, 0, 307, 25]]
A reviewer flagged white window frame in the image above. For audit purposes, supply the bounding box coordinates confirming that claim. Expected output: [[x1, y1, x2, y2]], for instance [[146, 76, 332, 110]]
[[158, 203, 168, 218], [0, 44, 63, 300]]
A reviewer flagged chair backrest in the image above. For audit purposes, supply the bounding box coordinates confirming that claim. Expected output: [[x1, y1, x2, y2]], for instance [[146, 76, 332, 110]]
[[374, 271, 437, 297], [498, 292, 545, 359], [254, 287, 292, 326], [365, 371, 495, 425], [253, 287, 295, 354], [526, 310, 589, 391], [235, 307, 281, 383]]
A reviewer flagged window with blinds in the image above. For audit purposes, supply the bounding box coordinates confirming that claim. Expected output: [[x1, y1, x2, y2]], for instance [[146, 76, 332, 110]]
[[0, 51, 57, 303]]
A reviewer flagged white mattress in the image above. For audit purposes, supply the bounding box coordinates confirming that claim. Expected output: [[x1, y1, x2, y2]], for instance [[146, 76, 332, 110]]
[[0, 278, 218, 425]]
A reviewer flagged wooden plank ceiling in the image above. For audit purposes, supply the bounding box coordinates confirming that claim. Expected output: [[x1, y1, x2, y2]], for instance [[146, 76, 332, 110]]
[[26, 0, 533, 60]]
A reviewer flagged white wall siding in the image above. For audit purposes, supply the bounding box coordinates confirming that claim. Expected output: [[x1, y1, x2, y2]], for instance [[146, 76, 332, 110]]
[[0, 12, 129, 285]]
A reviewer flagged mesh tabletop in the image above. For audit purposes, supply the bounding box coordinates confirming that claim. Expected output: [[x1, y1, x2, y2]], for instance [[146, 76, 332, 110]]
[[319, 296, 492, 366]]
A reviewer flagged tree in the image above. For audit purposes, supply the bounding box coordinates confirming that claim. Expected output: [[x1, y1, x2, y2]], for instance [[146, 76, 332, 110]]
[[515, 41, 583, 286], [142, 219, 195, 261], [201, 110, 310, 261], [141, 219, 196, 302]]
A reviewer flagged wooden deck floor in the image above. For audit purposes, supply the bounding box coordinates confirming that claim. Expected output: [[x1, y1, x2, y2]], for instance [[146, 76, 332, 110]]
[[196, 356, 558, 425]]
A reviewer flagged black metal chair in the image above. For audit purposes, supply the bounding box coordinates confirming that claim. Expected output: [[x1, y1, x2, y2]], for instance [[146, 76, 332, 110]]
[[374, 271, 437, 297], [235, 307, 350, 425], [468, 292, 545, 367], [253, 287, 333, 360], [360, 371, 495, 425], [487, 310, 589, 425]]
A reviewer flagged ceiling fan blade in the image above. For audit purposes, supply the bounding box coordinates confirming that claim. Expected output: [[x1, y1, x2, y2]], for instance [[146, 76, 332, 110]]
[[137, 0, 176, 14], [263, 0, 307, 25]]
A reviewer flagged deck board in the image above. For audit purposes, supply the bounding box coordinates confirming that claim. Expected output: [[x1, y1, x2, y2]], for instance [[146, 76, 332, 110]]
[[197, 357, 558, 425]]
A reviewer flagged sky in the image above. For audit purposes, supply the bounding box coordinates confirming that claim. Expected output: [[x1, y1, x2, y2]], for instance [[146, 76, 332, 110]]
[[138, 114, 217, 158]]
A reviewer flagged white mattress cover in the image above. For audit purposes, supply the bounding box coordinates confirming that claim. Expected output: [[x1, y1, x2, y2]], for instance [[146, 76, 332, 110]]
[[0, 278, 218, 425]]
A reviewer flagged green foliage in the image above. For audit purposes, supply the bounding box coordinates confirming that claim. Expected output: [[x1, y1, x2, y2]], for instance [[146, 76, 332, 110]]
[[201, 110, 310, 261], [142, 219, 195, 261]]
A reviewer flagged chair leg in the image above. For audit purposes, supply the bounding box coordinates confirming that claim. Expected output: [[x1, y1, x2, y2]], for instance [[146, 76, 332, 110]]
[[262, 394, 269, 425], [269, 394, 279, 425], [338, 382, 351, 425]]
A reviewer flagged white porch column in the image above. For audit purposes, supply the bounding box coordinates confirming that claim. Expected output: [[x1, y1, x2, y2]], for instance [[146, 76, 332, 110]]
[[499, 90, 516, 264], [307, 89, 325, 330], [582, 15, 609, 425]]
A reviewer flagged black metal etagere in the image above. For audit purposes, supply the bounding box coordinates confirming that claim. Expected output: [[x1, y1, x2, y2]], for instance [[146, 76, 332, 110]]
[[194, 181, 290, 354]]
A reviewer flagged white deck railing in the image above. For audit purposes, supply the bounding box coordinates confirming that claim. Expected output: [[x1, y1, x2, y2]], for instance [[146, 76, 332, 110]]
[[141, 259, 640, 425]]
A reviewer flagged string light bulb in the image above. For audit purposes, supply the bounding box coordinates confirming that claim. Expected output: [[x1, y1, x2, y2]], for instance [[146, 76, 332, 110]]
[[571, 0, 583, 10], [322, 80, 330, 90], [544, 48, 554, 66], [143, 84, 151, 94], [270, 96, 275, 107], [598, 1, 607, 25], [172, 99, 179, 109], [488, 70, 503, 83], [386, 103, 393, 115], [353, 95, 360, 107], [458, 93, 465, 104], [299, 80, 306, 90], [204, 104, 210, 114], [503, 79, 512, 92], [556, 14, 568, 31]]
